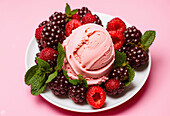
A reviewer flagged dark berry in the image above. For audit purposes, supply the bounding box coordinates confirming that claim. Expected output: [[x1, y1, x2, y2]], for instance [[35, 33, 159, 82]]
[[48, 71, 70, 96], [94, 14, 103, 26], [41, 23, 65, 50], [38, 20, 49, 28], [49, 12, 67, 29], [78, 7, 91, 18], [105, 79, 125, 96], [110, 67, 129, 81], [124, 26, 142, 45], [68, 84, 87, 103]]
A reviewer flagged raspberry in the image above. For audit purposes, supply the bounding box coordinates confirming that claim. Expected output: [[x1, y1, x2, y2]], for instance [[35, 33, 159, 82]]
[[39, 48, 58, 67], [107, 17, 126, 33], [72, 14, 81, 21], [82, 13, 97, 24], [105, 79, 125, 96], [94, 14, 103, 26], [86, 86, 106, 108], [110, 67, 128, 81], [68, 84, 87, 103], [49, 12, 67, 29], [41, 23, 65, 50], [78, 7, 91, 18], [48, 71, 70, 96], [35, 26, 43, 40], [38, 20, 49, 28], [124, 26, 142, 45], [108, 31, 125, 50], [65, 19, 82, 36]]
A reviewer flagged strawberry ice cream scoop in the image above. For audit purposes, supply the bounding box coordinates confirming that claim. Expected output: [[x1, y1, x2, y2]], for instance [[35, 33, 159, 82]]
[[63, 24, 115, 85]]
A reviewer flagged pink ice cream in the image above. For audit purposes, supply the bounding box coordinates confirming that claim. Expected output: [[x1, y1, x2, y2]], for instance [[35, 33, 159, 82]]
[[63, 24, 115, 85]]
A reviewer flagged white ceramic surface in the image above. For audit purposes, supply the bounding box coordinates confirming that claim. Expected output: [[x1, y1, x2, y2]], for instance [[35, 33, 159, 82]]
[[25, 12, 151, 113]]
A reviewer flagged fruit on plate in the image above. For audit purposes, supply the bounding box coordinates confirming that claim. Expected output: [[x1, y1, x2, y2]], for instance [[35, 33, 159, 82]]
[[24, 3, 156, 109], [86, 86, 106, 108]]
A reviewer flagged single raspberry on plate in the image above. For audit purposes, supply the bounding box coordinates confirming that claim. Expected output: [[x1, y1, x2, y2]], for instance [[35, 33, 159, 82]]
[[124, 26, 142, 45], [48, 71, 70, 96], [35, 26, 43, 40], [107, 17, 126, 33], [68, 84, 87, 103], [49, 12, 67, 29], [78, 7, 91, 18], [82, 13, 97, 24], [110, 67, 129, 81], [105, 79, 125, 96], [39, 47, 58, 67], [72, 14, 81, 21], [65, 19, 82, 36], [86, 86, 106, 108], [109, 31, 125, 50]]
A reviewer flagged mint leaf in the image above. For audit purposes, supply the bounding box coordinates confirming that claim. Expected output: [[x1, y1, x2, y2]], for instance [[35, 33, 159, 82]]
[[25, 65, 39, 85], [124, 64, 135, 87], [30, 70, 46, 95], [70, 9, 78, 15], [31, 83, 46, 96], [69, 79, 80, 85], [141, 30, 156, 50], [65, 3, 71, 15], [114, 50, 127, 67], [46, 71, 58, 83], [57, 43, 65, 71], [62, 69, 70, 80], [78, 74, 88, 88], [36, 57, 50, 71]]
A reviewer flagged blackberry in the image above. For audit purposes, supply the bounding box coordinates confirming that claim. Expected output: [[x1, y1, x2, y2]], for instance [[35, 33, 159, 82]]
[[68, 84, 87, 103], [94, 14, 103, 26], [36, 39, 44, 51], [78, 7, 91, 18], [124, 26, 142, 45], [38, 20, 49, 27], [107, 82, 125, 96], [48, 71, 70, 96], [126, 46, 149, 68], [110, 67, 128, 81], [41, 23, 65, 50], [49, 12, 67, 29]]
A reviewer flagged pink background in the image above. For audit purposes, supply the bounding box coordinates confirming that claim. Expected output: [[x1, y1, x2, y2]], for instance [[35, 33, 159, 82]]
[[0, 0, 170, 115]]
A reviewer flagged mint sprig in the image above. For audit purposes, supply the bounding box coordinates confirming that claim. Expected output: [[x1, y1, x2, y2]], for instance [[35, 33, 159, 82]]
[[114, 50, 127, 67], [140, 30, 156, 50], [56, 43, 65, 71], [124, 64, 135, 87], [65, 3, 78, 21]]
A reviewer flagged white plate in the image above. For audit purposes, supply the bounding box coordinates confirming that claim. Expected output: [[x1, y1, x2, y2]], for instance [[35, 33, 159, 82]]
[[25, 12, 151, 113]]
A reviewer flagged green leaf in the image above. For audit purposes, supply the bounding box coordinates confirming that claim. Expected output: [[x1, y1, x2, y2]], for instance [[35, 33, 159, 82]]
[[70, 9, 78, 15], [124, 64, 135, 87], [31, 83, 46, 96], [65, 3, 71, 15], [57, 43, 65, 71], [30, 70, 46, 95], [25, 65, 39, 85], [36, 57, 50, 71], [46, 71, 58, 83], [69, 79, 80, 85], [78, 74, 88, 88], [62, 69, 70, 80], [141, 30, 156, 50], [114, 50, 127, 67]]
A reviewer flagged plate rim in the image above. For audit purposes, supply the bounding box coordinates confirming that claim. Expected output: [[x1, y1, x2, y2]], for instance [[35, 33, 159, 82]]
[[25, 12, 151, 113]]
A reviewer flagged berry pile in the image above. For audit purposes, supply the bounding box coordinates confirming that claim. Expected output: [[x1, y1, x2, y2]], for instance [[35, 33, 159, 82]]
[[110, 67, 128, 81]]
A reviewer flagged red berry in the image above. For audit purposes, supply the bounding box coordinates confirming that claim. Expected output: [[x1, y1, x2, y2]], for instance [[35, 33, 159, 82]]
[[65, 19, 82, 37], [39, 48, 58, 62], [105, 79, 120, 92], [35, 26, 43, 40], [107, 17, 126, 33], [82, 13, 97, 24], [72, 14, 81, 21], [109, 31, 125, 50], [86, 86, 106, 108]]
